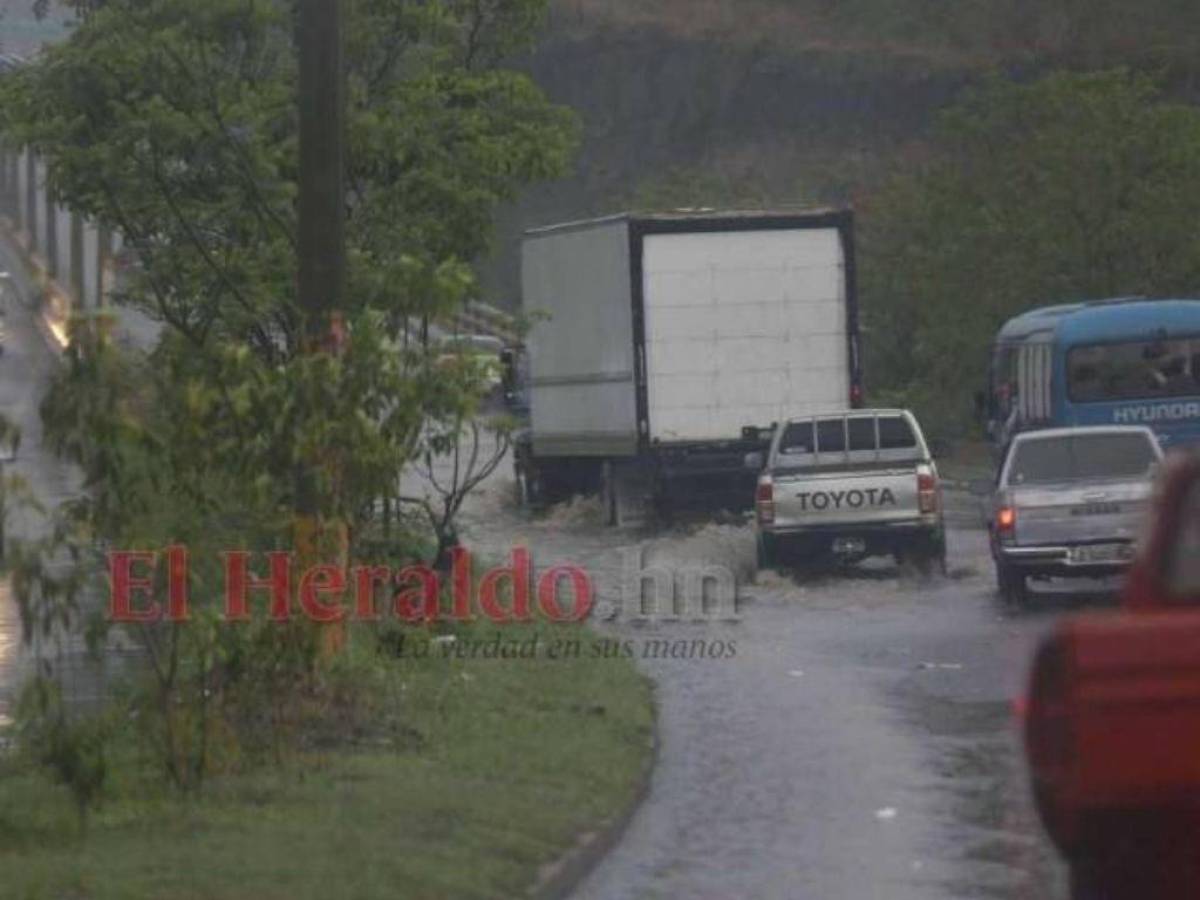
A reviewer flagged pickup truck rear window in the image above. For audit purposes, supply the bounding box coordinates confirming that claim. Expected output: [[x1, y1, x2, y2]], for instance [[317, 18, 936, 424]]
[[848, 418, 876, 451], [816, 419, 846, 452], [1007, 433, 1158, 484], [780, 422, 815, 454], [878, 416, 917, 449]]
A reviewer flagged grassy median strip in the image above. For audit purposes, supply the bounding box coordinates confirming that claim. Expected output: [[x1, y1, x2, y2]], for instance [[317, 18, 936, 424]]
[[0, 618, 654, 900]]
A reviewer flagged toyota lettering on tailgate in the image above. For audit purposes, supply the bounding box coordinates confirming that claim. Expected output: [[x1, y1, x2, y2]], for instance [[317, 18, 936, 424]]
[[794, 488, 897, 511]]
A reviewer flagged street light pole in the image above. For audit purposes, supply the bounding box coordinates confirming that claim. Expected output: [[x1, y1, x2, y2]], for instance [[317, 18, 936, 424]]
[[296, 0, 347, 655]]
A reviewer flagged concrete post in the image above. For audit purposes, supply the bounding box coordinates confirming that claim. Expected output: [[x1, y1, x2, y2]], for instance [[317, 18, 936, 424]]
[[0, 144, 9, 218], [96, 223, 111, 307], [71, 211, 85, 310], [44, 186, 57, 277], [5, 150, 16, 223], [9, 149, 20, 230], [24, 150, 36, 250]]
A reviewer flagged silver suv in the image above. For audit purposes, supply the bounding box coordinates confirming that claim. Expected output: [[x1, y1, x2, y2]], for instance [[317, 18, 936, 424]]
[[989, 425, 1163, 603]]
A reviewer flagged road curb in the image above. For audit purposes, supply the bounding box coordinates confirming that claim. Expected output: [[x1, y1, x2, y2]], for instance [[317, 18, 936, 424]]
[[529, 695, 659, 900]]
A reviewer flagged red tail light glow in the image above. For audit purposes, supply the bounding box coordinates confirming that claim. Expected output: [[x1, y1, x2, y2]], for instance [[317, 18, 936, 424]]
[[850, 383, 864, 408], [917, 467, 939, 514], [756, 476, 775, 525], [997, 506, 1016, 533]]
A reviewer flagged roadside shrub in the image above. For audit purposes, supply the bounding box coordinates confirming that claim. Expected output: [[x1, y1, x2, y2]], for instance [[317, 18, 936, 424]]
[[14, 679, 112, 829]]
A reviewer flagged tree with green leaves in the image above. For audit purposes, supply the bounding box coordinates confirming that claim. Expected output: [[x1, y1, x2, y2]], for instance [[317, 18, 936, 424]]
[[861, 69, 1200, 441], [2, 0, 577, 788]]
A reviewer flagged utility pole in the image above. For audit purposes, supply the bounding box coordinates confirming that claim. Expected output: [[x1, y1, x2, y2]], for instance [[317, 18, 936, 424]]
[[70, 212, 85, 310], [296, 0, 347, 655], [25, 150, 36, 253]]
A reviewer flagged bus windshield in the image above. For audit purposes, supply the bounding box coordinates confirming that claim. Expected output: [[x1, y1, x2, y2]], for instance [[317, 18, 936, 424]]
[[1068, 336, 1200, 402]]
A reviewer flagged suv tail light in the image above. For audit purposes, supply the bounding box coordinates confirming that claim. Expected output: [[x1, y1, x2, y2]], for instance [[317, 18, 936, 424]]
[[756, 475, 775, 525], [850, 383, 864, 408], [997, 505, 1016, 535], [917, 466, 939, 514]]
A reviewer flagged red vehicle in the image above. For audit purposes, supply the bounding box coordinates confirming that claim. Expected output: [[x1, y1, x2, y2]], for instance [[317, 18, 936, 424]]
[[1023, 453, 1200, 899]]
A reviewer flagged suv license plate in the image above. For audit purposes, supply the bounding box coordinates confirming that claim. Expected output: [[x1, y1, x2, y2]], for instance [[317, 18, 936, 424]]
[[1069, 543, 1132, 564], [833, 537, 866, 555]]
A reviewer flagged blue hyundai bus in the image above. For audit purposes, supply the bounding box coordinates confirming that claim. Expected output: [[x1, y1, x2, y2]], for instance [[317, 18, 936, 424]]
[[986, 298, 1200, 451]]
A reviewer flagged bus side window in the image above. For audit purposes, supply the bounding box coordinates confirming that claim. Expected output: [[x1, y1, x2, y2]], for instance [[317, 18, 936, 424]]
[[1071, 362, 1099, 402], [992, 347, 1012, 417]]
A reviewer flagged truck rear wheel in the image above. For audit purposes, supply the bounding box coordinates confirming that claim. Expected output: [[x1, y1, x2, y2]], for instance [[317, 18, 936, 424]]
[[904, 533, 946, 578], [756, 533, 778, 571], [602, 460, 620, 526]]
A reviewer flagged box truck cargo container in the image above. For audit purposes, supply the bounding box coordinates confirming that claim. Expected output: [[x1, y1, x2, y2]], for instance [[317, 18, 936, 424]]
[[510, 209, 862, 524]]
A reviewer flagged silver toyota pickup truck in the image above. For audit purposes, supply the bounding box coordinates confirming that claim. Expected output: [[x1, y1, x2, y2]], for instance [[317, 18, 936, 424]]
[[988, 425, 1163, 604], [753, 409, 946, 572]]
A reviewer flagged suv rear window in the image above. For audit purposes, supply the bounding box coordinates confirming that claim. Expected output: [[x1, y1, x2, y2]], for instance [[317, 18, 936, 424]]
[[1007, 432, 1159, 484]]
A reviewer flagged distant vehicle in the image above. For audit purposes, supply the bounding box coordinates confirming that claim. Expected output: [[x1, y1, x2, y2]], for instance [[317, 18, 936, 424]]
[[432, 333, 505, 391], [753, 408, 945, 573], [987, 425, 1163, 604], [512, 209, 863, 523], [984, 298, 1200, 453]]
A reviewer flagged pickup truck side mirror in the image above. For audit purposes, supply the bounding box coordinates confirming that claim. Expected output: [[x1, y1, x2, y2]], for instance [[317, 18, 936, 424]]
[[743, 451, 764, 471]]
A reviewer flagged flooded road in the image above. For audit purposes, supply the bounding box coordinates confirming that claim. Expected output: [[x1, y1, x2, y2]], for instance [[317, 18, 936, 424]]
[[457, 479, 1078, 899]]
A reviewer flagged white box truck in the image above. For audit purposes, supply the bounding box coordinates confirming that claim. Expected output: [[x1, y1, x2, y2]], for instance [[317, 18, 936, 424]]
[[510, 209, 862, 523]]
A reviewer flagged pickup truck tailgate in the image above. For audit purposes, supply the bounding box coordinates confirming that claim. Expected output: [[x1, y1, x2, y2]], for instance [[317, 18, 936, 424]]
[[1011, 480, 1152, 546], [772, 466, 921, 529]]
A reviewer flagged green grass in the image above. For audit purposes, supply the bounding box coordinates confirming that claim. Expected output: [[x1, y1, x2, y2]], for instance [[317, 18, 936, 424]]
[[0, 619, 655, 900]]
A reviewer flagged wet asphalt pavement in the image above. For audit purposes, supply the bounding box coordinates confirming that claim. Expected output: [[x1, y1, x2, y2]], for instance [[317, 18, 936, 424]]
[[458, 483, 1088, 899]]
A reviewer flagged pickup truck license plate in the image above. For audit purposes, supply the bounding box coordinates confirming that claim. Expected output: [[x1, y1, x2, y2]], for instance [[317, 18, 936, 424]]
[[1069, 543, 1132, 564], [832, 537, 866, 555]]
